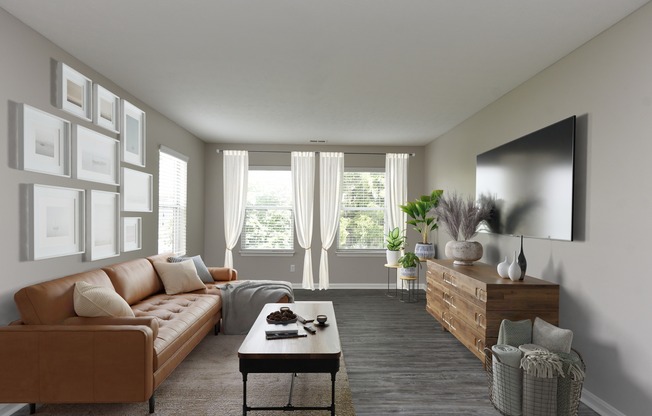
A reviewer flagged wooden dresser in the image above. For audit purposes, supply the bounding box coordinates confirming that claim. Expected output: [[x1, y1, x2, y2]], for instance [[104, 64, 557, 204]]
[[426, 259, 559, 361]]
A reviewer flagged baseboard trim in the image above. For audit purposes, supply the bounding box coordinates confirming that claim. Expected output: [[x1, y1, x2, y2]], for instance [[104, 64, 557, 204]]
[[292, 283, 426, 290], [0, 404, 27, 416], [581, 388, 624, 416]]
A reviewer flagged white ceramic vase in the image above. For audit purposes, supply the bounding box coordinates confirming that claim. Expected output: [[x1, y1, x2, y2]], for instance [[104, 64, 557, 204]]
[[508, 251, 521, 281], [497, 256, 510, 278]]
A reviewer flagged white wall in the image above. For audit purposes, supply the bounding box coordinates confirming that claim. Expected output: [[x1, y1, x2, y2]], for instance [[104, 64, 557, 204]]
[[0, 8, 207, 327], [203, 143, 425, 287], [424, 3, 652, 415]]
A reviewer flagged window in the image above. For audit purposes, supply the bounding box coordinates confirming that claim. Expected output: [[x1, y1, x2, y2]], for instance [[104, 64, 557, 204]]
[[158, 147, 188, 255], [338, 170, 385, 250], [241, 169, 294, 252]]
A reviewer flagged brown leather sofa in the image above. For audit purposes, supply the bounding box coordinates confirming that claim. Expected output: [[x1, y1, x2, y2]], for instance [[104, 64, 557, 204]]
[[0, 253, 242, 413]]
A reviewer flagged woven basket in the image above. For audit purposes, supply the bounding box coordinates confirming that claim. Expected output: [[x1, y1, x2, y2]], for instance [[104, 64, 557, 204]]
[[484, 347, 585, 416]]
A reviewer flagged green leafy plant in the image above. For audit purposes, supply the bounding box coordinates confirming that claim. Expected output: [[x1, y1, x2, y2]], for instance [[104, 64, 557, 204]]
[[399, 189, 444, 244], [385, 227, 405, 251], [397, 251, 420, 268]]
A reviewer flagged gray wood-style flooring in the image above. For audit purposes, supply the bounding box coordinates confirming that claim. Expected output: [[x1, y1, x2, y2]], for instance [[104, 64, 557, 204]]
[[294, 289, 598, 416]]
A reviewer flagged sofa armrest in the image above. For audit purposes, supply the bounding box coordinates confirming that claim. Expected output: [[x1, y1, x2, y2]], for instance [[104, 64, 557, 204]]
[[208, 267, 238, 282], [0, 324, 154, 404], [63, 316, 159, 339]]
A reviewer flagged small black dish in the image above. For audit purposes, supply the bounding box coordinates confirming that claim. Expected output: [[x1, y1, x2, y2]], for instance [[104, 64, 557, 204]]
[[315, 322, 329, 327]]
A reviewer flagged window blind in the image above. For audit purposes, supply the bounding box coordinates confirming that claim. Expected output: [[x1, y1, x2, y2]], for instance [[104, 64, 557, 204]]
[[158, 147, 188, 255], [338, 170, 385, 250]]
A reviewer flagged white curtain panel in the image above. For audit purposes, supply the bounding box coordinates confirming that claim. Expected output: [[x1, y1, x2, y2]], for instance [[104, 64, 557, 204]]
[[318, 152, 344, 290], [223, 150, 248, 268], [291, 152, 316, 290], [385, 153, 409, 233]]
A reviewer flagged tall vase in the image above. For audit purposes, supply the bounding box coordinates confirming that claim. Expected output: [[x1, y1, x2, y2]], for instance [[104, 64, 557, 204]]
[[508, 251, 521, 281], [517, 235, 527, 281]]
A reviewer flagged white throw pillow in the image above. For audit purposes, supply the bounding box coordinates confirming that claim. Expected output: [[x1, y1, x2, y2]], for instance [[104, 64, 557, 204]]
[[532, 317, 573, 353], [153, 259, 207, 295], [74, 281, 135, 318]]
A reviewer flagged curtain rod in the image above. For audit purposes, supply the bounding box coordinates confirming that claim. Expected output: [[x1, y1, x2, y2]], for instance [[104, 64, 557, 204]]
[[215, 149, 415, 157]]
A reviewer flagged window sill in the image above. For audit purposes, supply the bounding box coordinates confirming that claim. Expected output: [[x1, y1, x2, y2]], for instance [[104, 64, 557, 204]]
[[239, 250, 295, 257], [335, 250, 385, 257]]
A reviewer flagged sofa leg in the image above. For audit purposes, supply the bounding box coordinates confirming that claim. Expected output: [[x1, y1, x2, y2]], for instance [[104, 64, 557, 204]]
[[29, 403, 36, 414], [149, 395, 155, 413], [214, 322, 220, 336]]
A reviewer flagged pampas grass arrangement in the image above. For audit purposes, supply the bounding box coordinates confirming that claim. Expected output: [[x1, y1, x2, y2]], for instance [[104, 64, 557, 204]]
[[435, 192, 493, 241]]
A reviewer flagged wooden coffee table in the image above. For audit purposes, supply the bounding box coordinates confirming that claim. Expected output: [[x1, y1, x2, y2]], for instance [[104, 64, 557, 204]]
[[238, 301, 341, 415]]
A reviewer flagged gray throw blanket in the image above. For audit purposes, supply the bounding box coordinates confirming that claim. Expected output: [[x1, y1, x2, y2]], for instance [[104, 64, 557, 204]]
[[217, 280, 294, 334]]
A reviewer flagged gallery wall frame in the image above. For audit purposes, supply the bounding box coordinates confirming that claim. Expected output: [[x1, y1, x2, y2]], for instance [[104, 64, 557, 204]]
[[122, 217, 142, 252], [74, 125, 120, 185], [31, 184, 85, 260], [87, 190, 120, 261], [56, 62, 92, 121], [94, 84, 120, 133], [121, 167, 153, 212], [19, 104, 71, 177], [122, 99, 146, 167]]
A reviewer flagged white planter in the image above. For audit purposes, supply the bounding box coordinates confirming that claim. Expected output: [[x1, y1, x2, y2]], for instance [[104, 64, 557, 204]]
[[386, 250, 401, 266], [398, 266, 418, 279], [445, 240, 483, 266]]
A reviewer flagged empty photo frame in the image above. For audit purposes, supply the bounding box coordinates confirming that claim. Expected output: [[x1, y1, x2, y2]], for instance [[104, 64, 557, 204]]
[[121, 99, 146, 167], [57, 62, 92, 121], [122, 217, 142, 252], [121, 167, 153, 212], [87, 190, 120, 261]]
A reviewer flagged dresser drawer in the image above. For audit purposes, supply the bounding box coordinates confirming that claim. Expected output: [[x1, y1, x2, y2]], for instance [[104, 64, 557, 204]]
[[428, 278, 488, 337], [429, 263, 488, 307], [441, 311, 493, 361]]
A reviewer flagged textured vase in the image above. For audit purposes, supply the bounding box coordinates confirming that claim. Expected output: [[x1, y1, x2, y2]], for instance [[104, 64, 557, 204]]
[[517, 235, 527, 280], [497, 256, 510, 278], [398, 267, 417, 279], [508, 251, 521, 281], [386, 250, 400, 266], [415, 243, 435, 260], [445, 240, 483, 265]]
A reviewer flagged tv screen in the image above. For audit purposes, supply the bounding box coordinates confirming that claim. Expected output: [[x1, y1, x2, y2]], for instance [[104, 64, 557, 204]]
[[476, 116, 576, 241]]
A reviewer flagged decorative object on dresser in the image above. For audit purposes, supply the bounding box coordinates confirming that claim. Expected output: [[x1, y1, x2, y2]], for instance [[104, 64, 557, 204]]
[[425, 258, 559, 361], [517, 235, 527, 279], [385, 226, 405, 266], [434, 192, 493, 265], [497, 256, 510, 278], [507, 251, 521, 282], [399, 189, 443, 260]]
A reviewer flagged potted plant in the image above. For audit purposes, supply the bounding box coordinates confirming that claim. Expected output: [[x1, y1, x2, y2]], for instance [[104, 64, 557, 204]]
[[385, 227, 405, 266], [399, 189, 444, 260], [397, 251, 420, 279], [434, 192, 493, 265]]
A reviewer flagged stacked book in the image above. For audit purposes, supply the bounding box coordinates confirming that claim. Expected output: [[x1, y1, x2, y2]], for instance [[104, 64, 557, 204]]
[[265, 323, 305, 340]]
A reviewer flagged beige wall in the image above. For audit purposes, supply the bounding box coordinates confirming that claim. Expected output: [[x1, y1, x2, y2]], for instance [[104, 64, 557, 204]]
[[424, 4, 652, 414], [203, 143, 425, 287], [0, 10, 206, 325]]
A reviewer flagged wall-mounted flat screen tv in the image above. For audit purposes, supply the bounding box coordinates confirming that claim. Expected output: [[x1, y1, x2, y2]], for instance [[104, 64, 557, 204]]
[[476, 116, 576, 241]]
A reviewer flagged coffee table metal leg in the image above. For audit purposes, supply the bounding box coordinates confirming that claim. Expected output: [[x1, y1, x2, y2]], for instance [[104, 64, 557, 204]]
[[331, 372, 336, 416], [242, 372, 248, 416]]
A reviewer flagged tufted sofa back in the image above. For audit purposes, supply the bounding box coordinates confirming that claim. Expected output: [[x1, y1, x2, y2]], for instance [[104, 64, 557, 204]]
[[14, 269, 115, 325], [102, 258, 164, 305]]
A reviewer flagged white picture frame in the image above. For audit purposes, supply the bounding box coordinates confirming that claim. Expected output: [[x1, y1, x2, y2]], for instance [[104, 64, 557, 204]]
[[19, 104, 71, 177], [57, 62, 92, 121], [121, 99, 146, 167], [93, 84, 120, 133], [74, 125, 120, 185], [122, 217, 142, 252], [121, 167, 153, 212], [87, 190, 120, 261], [31, 184, 85, 260]]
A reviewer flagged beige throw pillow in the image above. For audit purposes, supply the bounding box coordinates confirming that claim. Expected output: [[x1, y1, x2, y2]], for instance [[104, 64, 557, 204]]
[[154, 259, 207, 295], [532, 317, 573, 353], [74, 281, 135, 318]]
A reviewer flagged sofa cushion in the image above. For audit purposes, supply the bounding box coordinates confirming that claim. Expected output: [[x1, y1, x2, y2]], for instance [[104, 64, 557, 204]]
[[103, 258, 164, 305], [168, 255, 213, 283], [131, 293, 221, 370], [73, 281, 135, 318], [153, 260, 206, 295], [14, 269, 115, 325], [532, 317, 573, 353]]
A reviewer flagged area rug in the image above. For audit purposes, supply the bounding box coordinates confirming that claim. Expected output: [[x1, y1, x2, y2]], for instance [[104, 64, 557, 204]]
[[17, 334, 354, 416]]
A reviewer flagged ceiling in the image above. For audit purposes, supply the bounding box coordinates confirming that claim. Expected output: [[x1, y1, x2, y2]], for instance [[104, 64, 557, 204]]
[[1, 1, 649, 146]]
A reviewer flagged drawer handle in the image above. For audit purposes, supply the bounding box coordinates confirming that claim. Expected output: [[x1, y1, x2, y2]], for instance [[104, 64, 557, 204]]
[[475, 312, 485, 328], [475, 288, 487, 301], [475, 338, 484, 352], [443, 273, 458, 287], [443, 292, 456, 308]]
